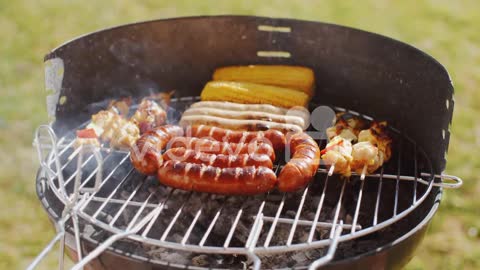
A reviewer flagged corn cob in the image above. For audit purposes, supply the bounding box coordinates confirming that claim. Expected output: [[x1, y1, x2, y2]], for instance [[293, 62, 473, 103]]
[[212, 65, 315, 97], [200, 81, 310, 108]]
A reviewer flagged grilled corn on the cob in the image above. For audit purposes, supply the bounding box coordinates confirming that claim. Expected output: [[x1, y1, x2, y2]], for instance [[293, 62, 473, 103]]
[[200, 81, 310, 108], [212, 65, 315, 97]]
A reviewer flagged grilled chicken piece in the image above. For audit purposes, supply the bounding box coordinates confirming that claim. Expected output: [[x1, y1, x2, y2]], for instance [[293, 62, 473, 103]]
[[358, 122, 392, 161], [107, 97, 131, 117], [87, 110, 140, 149], [322, 112, 366, 176], [351, 122, 392, 174], [321, 136, 353, 176], [130, 99, 167, 133], [110, 120, 140, 149], [326, 113, 367, 142]]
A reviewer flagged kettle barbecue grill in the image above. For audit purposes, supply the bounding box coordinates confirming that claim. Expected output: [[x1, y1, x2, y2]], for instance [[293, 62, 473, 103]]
[[30, 16, 462, 270]]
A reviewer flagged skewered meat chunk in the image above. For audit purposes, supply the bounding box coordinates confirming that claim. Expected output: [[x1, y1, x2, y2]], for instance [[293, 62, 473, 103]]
[[88, 110, 140, 149], [110, 121, 140, 149], [357, 122, 392, 161], [326, 113, 367, 141], [321, 112, 365, 177], [130, 99, 167, 134], [351, 121, 392, 174], [351, 141, 378, 172], [321, 136, 353, 176], [73, 128, 100, 149], [107, 97, 131, 117]]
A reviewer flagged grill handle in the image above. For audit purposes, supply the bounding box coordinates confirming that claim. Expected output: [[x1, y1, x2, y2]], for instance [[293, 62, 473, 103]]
[[26, 214, 69, 270], [71, 205, 164, 270], [34, 125, 68, 201], [432, 174, 463, 189]]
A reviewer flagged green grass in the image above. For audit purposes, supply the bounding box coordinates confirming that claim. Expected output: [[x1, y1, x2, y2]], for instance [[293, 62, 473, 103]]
[[1, 1, 479, 269]]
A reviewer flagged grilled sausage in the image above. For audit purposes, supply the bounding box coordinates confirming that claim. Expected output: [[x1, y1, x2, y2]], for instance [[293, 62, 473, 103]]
[[157, 161, 277, 195], [190, 101, 309, 118], [186, 125, 286, 151], [168, 137, 276, 161], [130, 125, 184, 175], [278, 132, 320, 192], [180, 115, 303, 133], [182, 107, 306, 128], [163, 148, 273, 169]]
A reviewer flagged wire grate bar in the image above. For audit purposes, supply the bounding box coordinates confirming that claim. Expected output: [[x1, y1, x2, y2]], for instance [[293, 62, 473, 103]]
[[246, 198, 267, 248], [199, 205, 224, 247], [141, 189, 174, 238], [108, 178, 146, 226], [263, 194, 286, 247], [308, 173, 331, 243], [373, 167, 384, 226], [317, 168, 432, 186], [79, 153, 131, 211], [126, 191, 157, 231], [223, 206, 244, 248], [181, 208, 203, 245], [49, 140, 77, 173], [77, 153, 114, 189], [413, 143, 418, 204], [260, 216, 360, 230], [160, 192, 193, 242], [61, 153, 95, 187], [286, 186, 310, 246], [330, 180, 346, 239], [91, 168, 135, 218], [394, 138, 403, 216], [351, 178, 365, 234]]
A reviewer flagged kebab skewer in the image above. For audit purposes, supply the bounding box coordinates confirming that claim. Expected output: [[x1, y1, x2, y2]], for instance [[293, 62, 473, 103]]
[[351, 121, 392, 179], [74, 96, 168, 150], [321, 113, 367, 177]]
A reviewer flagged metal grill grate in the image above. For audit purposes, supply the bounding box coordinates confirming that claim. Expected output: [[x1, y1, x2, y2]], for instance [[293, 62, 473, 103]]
[[32, 96, 459, 270]]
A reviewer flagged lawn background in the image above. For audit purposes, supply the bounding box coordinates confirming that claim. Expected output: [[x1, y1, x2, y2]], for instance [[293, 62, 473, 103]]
[[1, 0, 479, 269]]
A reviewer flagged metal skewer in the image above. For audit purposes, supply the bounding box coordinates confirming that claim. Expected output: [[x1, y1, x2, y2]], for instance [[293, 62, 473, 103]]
[[360, 164, 368, 180], [328, 164, 335, 176]]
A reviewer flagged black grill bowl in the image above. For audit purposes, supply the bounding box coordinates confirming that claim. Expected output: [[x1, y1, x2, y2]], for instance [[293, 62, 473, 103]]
[[39, 15, 454, 269]]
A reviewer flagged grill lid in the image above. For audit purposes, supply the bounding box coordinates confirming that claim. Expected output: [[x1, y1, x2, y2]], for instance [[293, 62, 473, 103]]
[[44, 15, 454, 174]]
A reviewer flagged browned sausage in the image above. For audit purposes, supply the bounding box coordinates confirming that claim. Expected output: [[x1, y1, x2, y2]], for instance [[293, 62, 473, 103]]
[[157, 161, 277, 195], [278, 132, 320, 192], [163, 148, 273, 169], [130, 125, 184, 175], [185, 125, 286, 151], [168, 136, 276, 161]]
